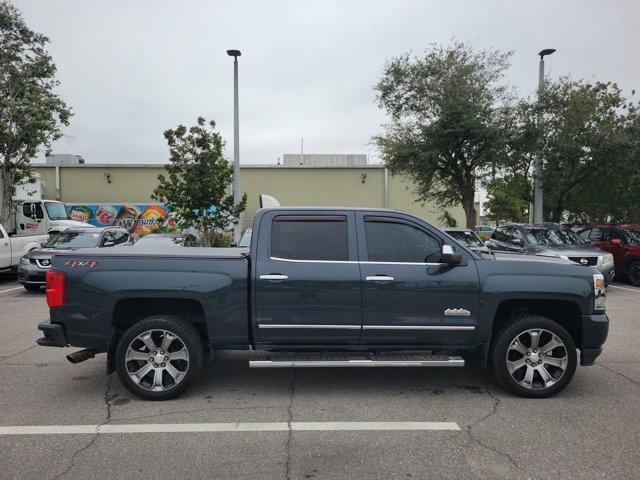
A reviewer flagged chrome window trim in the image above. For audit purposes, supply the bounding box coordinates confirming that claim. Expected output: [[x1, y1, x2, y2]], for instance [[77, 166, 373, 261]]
[[269, 256, 445, 267]]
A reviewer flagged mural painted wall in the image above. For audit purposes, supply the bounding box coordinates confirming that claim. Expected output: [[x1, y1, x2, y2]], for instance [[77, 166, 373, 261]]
[[65, 203, 177, 235]]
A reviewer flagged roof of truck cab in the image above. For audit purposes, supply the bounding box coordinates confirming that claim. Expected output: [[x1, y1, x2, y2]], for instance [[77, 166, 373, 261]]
[[258, 206, 398, 213]]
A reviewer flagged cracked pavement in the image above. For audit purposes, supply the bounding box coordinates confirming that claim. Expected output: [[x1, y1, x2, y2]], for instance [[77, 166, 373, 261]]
[[0, 272, 639, 479]]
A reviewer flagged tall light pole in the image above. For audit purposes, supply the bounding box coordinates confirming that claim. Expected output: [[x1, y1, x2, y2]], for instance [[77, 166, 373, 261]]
[[227, 49, 241, 242], [533, 48, 556, 224]]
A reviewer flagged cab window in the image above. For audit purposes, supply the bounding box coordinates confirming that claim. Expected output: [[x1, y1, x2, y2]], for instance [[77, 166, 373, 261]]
[[271, 215, 348, 261], [364, 217, 441, 263]]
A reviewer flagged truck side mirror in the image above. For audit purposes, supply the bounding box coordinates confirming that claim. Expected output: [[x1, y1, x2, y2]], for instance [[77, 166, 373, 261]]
[[611, 238, 622, 245], [441, 244, 462, 265], [30, 203, 37, 220]]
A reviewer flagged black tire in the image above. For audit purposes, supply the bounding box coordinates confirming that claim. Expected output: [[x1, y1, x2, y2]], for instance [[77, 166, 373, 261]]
[[115, 315, 203, 401], [626, 260, 640, 287], [489, 314, 577, 398], [23, 284, 41, 291]]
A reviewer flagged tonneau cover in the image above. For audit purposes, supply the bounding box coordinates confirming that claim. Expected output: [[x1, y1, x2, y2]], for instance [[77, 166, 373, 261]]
[[51, 246, 250, 259]]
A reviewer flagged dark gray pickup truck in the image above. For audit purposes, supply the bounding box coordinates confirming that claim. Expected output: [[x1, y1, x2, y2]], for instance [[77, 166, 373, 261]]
[[37, 207, 609, 400]]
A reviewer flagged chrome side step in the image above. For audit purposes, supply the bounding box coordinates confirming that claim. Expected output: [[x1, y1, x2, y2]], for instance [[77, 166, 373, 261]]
[[249, 353, 465, 368]]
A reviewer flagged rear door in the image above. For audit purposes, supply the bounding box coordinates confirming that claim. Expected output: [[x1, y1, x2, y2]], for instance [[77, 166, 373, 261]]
[[356, 213, 480, 346], [254, 210, 362, 345]]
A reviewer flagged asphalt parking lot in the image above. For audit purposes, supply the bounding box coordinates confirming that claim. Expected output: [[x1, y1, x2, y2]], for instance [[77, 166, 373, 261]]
[[0, 272, 639, 480]]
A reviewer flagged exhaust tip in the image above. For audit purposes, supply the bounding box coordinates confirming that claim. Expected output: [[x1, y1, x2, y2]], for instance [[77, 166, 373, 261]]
[[66, 349, 97, 364]]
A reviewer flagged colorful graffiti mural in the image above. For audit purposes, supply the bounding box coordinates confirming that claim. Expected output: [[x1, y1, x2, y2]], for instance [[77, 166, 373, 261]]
[[65, 203, 178, 235]]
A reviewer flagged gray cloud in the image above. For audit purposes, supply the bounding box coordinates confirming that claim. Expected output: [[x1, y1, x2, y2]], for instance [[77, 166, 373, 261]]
[[14, 0, 640, 164]]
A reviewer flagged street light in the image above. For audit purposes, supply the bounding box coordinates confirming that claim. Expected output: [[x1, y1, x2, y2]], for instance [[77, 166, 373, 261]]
[[532, 48, 556, 224], [227, 49, 241, 242]]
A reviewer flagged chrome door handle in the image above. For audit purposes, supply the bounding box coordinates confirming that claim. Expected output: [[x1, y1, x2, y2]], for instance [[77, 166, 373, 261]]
[[366, 275, 394, 282], [260, 274, 288, 281]]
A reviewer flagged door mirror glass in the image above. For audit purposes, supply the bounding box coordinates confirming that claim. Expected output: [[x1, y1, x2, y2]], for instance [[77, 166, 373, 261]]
[[611, 238, 622, 245], [441, 244, 462, 265], [30, 203, 37, 220]]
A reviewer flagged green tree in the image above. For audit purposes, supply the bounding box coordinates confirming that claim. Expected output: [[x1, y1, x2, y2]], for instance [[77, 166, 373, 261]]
[[0, 1, 72, 226], [484, 174, 530, 224], [152, 117, 246, 247], [374, 42, 513, 228]]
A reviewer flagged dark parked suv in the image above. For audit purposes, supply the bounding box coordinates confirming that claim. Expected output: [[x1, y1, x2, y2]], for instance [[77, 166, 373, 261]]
[[490, 223, 615, 284], [18, 226, 134, 290], [578, 225, 640, 286]]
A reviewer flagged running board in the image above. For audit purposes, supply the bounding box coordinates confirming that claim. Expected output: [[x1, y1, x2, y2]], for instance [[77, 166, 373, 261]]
[[249, 353, 465, 368]]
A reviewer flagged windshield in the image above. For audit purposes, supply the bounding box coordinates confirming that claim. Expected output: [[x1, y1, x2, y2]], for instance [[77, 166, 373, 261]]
[[624, 228, 640, 245], [525, 228, 586, 245], [44, 202, 69, 220], [447, 230, 484, 247], [45, 231, 101, 248], [238, 229, 252, 247]]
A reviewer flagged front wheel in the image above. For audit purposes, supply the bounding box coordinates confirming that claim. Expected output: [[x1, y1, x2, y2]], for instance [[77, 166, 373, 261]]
[[115, 315, 204, 400], [626, 261, 640, 287], [489, 315, 577, 398]]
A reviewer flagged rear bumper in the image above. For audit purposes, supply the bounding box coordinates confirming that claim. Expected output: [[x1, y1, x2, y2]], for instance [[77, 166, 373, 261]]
[[37, 320, 68, 347], [580, 313, 609, 366]]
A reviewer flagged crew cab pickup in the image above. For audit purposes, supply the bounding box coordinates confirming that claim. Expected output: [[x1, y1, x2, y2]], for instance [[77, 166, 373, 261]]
[[37, 207, 609, 400], [0, 222, 48, 272]]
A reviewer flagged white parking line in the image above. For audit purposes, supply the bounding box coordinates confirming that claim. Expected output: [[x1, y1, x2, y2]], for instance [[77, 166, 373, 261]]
[[609, 285, 640, 294], [0, 421, 461, 435], [0, 286, 22, 294]]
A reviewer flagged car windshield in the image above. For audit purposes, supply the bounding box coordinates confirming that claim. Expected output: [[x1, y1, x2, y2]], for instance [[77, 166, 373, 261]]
[[447, 230, 484, 247], [624, 228, 640, 245], [136, 236, 185, 247], [44, 202, 69, 220], [45, 231, 101, 248], [238, 229, 252, 247], [525, 228, 586, 245]]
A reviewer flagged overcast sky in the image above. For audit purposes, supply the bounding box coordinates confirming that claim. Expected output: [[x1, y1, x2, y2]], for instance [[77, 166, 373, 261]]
[[14, 0, 640, 165]]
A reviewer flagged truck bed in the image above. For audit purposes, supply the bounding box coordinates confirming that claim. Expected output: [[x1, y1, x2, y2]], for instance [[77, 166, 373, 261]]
[[49, 246, 251, 350]]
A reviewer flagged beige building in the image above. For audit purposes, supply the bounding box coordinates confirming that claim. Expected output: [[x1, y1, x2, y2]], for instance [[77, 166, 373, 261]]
[[32, 159, 467, 230]]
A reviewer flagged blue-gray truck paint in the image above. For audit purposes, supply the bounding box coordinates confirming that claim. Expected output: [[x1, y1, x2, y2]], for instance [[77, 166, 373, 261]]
[[40, 207, 608, 367]]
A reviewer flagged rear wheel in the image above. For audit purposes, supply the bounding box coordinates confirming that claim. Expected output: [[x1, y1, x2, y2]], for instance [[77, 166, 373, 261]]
[[626, 261, 640, 287], [489, 314, 577, 398], [115, 315, 203, 400]]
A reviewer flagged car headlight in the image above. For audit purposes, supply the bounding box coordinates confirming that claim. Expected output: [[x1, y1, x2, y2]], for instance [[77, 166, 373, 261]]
[[600, 253, 614, 266], [19, 257, 30, 266], [593, 273, 606, 311]]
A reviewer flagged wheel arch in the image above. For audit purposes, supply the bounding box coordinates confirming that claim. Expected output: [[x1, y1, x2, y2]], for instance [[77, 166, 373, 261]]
[[107, 298, 208, 374]]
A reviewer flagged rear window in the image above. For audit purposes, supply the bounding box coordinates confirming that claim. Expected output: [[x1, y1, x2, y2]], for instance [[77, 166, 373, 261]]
[[271, 216, 348, 261]]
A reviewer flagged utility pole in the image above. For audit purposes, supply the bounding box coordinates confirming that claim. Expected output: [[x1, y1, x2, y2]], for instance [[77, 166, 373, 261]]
[[227, 49, 241, 242], [533, 48, 556, 224]]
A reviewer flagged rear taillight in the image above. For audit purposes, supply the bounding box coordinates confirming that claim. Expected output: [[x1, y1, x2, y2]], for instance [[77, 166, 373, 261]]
[[46, 269, 66, 308]]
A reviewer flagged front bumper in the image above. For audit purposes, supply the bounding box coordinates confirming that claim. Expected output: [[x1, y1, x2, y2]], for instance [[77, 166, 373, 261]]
[[17, 263, 47, 285], [580, 313, 609, 366], [37, 320, 68, 347], [596, 262, 615, 285]]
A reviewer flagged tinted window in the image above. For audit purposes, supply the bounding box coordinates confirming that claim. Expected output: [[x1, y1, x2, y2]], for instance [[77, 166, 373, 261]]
[[578, 228, 591, 240], [271, 216, 348, 261], [624, 228, 640, 245], [605, 228, 623, 242], [364, 218, 441, 263], [589, 228, 603, 241]]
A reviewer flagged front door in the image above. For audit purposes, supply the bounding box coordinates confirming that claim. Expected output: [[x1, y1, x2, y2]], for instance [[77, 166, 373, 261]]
[[356, 213, 480, 346], [254, 210, 362, 345]]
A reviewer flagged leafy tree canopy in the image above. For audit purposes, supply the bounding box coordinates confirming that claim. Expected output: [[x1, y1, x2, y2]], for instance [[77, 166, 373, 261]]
[[374, 41, 513, 228], [152, 117, 246, 246], [0, 1, 71, 225]]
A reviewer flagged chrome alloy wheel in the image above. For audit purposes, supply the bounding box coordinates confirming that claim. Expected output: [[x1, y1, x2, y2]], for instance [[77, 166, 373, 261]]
[[125, 329, 190, 392], [506, 328, 568, 390]]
